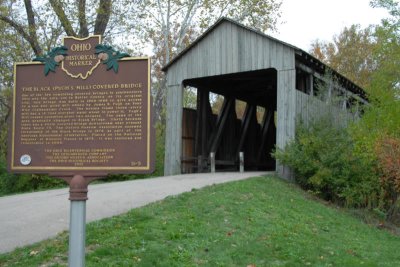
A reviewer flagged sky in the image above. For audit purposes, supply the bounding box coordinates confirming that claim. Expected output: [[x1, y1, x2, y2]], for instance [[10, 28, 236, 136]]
[[270, 0, 390, 51]]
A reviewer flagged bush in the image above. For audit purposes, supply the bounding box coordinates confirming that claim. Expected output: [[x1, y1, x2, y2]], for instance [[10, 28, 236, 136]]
[[375, 136, 400, 222], [0, 156, 66, 196], [273, 117, 380, 208]]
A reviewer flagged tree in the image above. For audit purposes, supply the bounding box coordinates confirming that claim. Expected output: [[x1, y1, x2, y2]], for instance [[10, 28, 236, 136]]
[[309, 25, 377, 89], [0, 0, 144, 57], [369, 0, 400, 101]]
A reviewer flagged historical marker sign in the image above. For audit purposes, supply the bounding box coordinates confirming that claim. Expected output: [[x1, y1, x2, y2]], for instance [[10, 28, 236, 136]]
[[9, 36, 154, 175]]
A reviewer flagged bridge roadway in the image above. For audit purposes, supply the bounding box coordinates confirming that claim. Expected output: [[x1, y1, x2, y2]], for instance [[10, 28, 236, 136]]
[[0, 172, 269, 253]]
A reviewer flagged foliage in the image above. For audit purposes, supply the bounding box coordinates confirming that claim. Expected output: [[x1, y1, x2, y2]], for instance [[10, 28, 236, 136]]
[[375, 136, 400, 222], [273, 118, 380, 208], [0, 158, 67, 196], [1, 176, 400, 266], [0, 0, 144, 56], [183, 87, 197, 109], [376, 137, 400, 194], [310, 24, 377, 89], [349, 2, 400, 221], [305, 0, 400, 222]]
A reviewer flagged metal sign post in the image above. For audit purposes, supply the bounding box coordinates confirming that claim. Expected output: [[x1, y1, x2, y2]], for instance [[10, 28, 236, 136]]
[[67, 175, 89, 267], [69, 199, 86, 267], [59, 174, 102, 267]]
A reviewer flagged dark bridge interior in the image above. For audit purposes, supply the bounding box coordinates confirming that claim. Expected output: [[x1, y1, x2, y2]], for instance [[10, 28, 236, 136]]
[[181, 68, 277, 173]]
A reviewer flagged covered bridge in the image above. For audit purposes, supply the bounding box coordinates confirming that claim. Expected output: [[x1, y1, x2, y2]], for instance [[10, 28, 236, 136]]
[[162, 18, 367, 179]]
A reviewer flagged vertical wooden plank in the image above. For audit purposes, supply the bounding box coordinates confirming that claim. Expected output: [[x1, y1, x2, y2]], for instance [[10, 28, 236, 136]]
[[263, 38, 271, 68], [231, 24, 240, 72], [223, 22, 229, 73], [245, 29, 252, 71], [250, 31, 257, 70], [282, 47, 295, 70], [256, 34, 263, 69], [269, 41, 277, 68], [164, 84, 183, 175], [276, 43, 284, 70]]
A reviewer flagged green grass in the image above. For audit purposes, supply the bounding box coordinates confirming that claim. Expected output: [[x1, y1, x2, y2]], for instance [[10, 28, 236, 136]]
[[1, 176, 400, 266]]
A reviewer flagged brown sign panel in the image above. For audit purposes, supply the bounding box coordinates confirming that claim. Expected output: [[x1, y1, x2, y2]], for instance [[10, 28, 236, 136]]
[[9, 36, 154, 175]]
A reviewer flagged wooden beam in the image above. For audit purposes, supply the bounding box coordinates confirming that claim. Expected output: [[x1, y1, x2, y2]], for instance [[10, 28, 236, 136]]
[[207, 97, 228, 149], [236, 103, 255, 156], [257, 109, 273, 164], [209, 97, 234, 153]]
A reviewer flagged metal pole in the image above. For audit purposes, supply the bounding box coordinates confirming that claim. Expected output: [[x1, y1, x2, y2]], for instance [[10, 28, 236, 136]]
[[210, 152, 215, 173], [69, 200, 86, 267], [67, 174, 89, 267]]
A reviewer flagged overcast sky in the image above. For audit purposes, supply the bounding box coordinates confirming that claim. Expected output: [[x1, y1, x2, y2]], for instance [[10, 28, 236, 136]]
[[270, 0, 391, 51]]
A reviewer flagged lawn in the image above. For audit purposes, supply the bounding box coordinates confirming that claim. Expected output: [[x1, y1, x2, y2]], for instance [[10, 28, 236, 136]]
[[1, 175, 399, 266]]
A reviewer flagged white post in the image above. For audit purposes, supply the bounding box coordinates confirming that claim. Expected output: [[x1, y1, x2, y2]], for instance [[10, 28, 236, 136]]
[[239, 152, 244, 173], [210, 152, 215, 173]]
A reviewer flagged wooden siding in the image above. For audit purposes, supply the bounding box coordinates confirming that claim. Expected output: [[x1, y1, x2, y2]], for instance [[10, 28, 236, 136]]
[[295, 90, 357, 127], [166, 21, 295, 86]]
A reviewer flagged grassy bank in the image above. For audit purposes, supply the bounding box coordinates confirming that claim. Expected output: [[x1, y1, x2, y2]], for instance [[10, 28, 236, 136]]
[[1, 176, 399, 266]]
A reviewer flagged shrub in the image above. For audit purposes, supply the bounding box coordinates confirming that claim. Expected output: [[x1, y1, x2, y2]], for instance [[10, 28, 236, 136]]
[[375, 136, 400, 222], [0, 156, 66, 196], [273, 117, 380, 208]]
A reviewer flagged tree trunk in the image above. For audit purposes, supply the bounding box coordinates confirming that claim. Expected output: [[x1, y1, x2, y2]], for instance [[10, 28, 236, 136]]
[[78, 0, 89, 37], [23, 0, 42, 55], [49, 0, 76, 37], [94, 0, 112, 36]]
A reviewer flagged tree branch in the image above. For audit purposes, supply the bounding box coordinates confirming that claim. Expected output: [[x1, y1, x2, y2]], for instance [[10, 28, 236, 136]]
[[23, 0, 42, 56], [78, 0, 89, 37], [94, 0, 112, 36], [0, 14, 41, 56], [49, 0, 76, 37], [176, 0, 198, 50]]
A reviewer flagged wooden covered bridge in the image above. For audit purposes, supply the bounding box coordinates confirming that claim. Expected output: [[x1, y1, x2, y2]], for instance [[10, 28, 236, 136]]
[[162, 18, 367, 179]]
